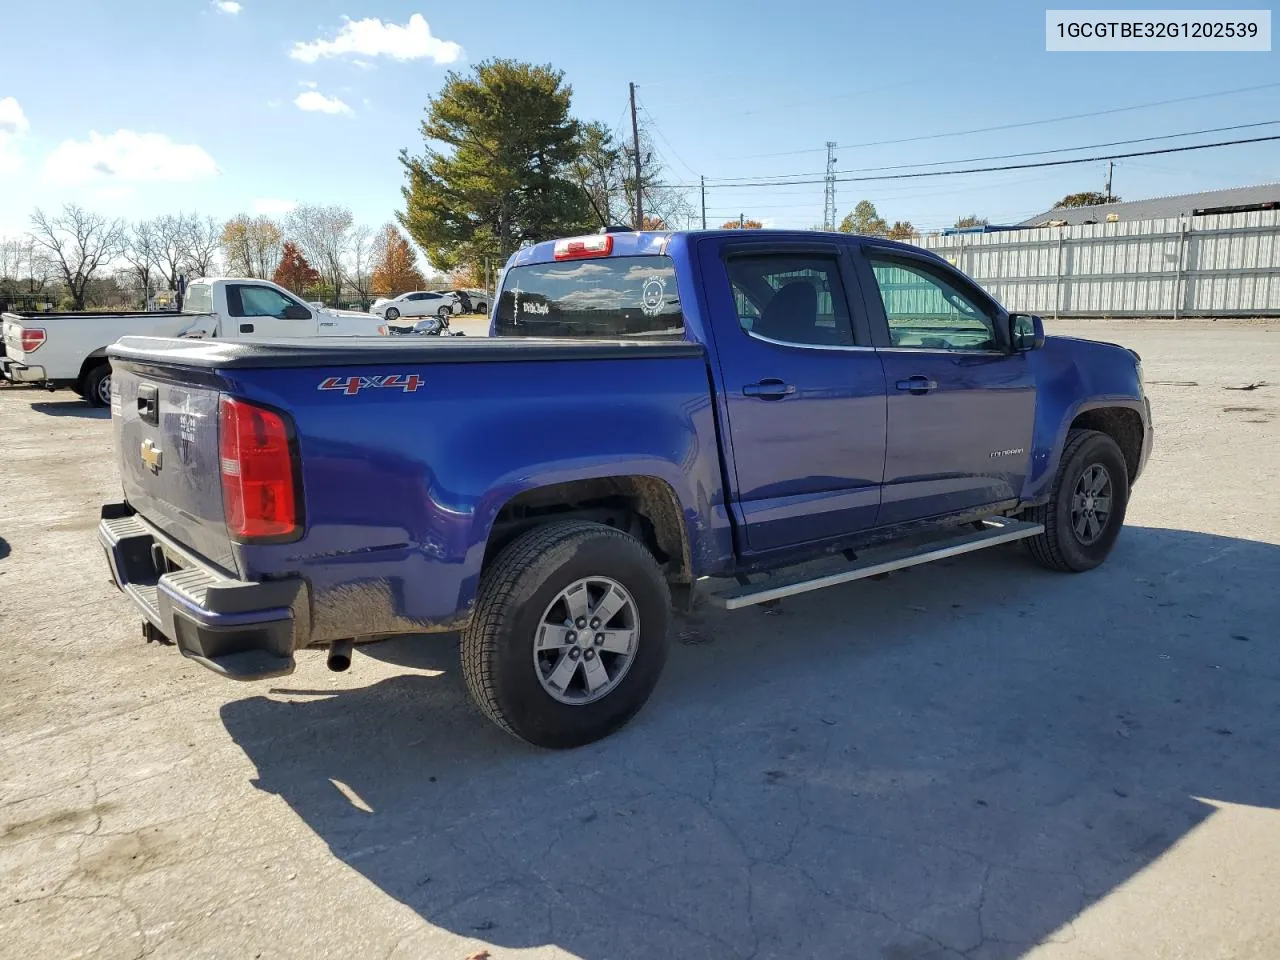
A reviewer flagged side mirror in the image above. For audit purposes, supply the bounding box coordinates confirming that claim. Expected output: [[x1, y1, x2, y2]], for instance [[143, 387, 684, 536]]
[[282, 303, 312, 321], [1009, 312, 1045, 351]]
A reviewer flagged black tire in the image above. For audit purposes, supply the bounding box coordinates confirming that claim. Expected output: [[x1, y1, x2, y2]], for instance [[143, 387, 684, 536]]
[[83, 363, 111, 408], [1026, 428, 1129, 572], [384, 307, 400, 321], [474, 301, 488, 313], [438, 305, 452, 319], [461, 520, 671, 748]]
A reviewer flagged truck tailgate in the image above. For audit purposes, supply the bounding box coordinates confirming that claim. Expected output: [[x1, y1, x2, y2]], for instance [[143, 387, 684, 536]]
[[112, 362, 237, 574]]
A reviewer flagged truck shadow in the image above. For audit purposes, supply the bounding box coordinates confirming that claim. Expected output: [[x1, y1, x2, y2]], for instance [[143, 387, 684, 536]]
[[29, 400, 109, 419], [221, 525, 1280, 958]]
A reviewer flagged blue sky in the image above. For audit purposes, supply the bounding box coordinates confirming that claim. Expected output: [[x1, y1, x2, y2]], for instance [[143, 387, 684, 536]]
[[2, 1, 1278, 251]]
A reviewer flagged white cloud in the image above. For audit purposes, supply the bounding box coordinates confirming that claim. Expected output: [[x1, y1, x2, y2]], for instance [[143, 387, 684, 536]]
[[294, 91, 352, 115], [43, 130, 219, 184], [0, 97, 30, 174], [214, 1, 241, 13], [299, 80, 317, 88], [252, 198, 297, 216], [289, 14, 462, 64], [351, 59, 375, 70]]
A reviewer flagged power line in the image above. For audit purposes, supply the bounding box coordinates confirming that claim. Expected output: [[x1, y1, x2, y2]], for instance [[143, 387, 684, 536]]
[[705, 119, 1280, 183], [725, 80, 1280, 160], [637, 102, 701, 179], [662, 134, 1280, 189]]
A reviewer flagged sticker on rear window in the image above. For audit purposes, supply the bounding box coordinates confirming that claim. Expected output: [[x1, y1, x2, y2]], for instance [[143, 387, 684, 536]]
[[318, 374, 425, 395]]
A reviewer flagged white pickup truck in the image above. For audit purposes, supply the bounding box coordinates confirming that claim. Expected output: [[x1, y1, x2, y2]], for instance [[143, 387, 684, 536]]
[[1, 278, 383, 406]]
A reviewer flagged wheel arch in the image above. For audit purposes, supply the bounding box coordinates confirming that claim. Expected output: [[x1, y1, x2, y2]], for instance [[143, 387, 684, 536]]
[[1068, 405, 1144, 482], [76, 348, 111, 389], [480, 475, 693, 589]]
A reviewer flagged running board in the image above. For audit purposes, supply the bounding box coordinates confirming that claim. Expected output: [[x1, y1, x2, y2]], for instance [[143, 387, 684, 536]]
[[706, 517, 1044, 611]]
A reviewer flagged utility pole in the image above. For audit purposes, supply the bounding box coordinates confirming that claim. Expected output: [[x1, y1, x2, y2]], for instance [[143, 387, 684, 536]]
[[1104, 160, 1114, 203], [823, 141, 838, 231], [700, 175, 707, 229], [739, 213, 745, 228], [629, 82, 643, 229]]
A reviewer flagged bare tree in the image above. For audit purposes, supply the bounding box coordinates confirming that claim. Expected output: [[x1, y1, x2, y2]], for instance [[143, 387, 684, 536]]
[[121, 220, 158, 308], [29, 204, 125, 309], [288, 204, 353, 305], [151, 213, 192, 292], [344, 224, 375, 307], [185, 214, 222, 278]]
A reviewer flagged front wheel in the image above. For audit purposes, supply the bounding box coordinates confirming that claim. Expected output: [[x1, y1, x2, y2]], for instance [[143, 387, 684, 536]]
[[384, 307, 400, 321], [1026, 428, 1129, 572], [438, 305, 452, 319], [84, 364, 112, 408], [461, 521, 671, 748]]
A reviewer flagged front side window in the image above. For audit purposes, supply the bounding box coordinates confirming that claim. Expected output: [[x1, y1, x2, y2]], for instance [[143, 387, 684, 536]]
[[495, 255, 683, 339], [727, 254, 854, 347], [232, 285, 302, 319], [869, 258, 996, 350]]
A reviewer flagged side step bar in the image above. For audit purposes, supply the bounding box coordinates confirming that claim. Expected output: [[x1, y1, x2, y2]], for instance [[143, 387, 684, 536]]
[[706, 517, 1044, 611]]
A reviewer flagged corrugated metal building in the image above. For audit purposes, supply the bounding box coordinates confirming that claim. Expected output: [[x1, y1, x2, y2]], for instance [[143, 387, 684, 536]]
[[910, 185, 1280, 318]]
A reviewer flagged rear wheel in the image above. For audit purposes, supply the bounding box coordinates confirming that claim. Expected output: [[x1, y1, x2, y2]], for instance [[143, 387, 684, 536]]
[[1026, 428, 1129, 572], [83, 364, 111, 408], [460, 521, 671, 748], [474, 301, 488, 313]]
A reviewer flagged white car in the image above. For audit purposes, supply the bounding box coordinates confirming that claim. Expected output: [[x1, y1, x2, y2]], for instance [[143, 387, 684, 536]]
[[373, 290, 460, 322]]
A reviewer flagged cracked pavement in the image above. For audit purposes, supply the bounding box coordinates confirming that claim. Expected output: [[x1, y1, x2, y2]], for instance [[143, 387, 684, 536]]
[[1, 319, 1278, 960]]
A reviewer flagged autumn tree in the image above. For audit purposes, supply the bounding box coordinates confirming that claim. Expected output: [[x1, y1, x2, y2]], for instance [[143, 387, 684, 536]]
[[222, 215, 283, 278], [954, 214, 989, 229], [186, 215, 222, 277], [722, 218, 763, 229], [887, 220, 916, 240], [29, 204, 125, 309], [399, 59, 591, 272], [838, 201, 888, 236], [370, 225, 425, 296], [272, 241, 320, 295], [1053, 191, 1118, 208]]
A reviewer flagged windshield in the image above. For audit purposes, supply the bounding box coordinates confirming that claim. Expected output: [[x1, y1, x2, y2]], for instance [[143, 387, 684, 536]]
[[182, 283, 213, 314], [495, 255, 684, 339]]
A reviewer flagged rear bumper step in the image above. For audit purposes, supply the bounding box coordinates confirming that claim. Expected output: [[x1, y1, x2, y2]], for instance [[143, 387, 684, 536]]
[[707, 517, 1044, 610], [99, 505, 304, 680]]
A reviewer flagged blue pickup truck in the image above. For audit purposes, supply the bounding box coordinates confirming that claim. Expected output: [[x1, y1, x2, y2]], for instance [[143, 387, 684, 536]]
[[100, 229, 1152, 747]]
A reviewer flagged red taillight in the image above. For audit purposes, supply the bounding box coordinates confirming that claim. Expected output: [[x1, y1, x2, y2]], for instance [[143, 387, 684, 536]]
[[553, 234, 613, 260], [20, 328, 46, 352], [218, 396, 300, 540]]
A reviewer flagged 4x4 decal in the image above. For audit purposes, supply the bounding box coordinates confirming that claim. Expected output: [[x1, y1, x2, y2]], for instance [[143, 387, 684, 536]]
[[318, 374, 425, 395]]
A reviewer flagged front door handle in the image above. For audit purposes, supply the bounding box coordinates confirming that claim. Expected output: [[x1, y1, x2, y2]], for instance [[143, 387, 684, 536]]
[[895, 376, 938, 395], [239, 323, 254, 333], [743, 379, 796, 401]]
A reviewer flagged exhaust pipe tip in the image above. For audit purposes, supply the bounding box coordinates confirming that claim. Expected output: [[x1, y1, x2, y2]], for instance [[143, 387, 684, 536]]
[[327, 639, 354, 672]]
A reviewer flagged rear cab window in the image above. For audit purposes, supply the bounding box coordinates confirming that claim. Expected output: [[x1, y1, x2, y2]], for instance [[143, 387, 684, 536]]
[[495, 255, 684, 339], [182, 283, 213, 314]]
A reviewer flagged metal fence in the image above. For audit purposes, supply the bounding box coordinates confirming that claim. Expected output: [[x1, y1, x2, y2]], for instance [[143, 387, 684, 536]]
[[909, 209, 1280, 318]]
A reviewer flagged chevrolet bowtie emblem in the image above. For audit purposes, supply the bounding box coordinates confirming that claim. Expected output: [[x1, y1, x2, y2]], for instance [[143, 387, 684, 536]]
[[140, 439, 163, 473]]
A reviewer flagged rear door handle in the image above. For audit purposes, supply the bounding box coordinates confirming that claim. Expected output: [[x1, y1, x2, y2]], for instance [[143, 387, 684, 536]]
[[743, 379, 796, 400], [895, 376, 938, 395]]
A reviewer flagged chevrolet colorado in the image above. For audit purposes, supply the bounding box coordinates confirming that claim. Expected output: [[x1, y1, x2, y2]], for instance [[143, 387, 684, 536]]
[[99, 229, 1152, 747]]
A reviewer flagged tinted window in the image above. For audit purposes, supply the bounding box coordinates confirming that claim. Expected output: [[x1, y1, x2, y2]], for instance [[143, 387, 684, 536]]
[[229, 285, 301, 319], [727, 254, 854, 347], [182, 283, 213, 314], [869, 258, 996, 350], [495, 256, 683, 339]]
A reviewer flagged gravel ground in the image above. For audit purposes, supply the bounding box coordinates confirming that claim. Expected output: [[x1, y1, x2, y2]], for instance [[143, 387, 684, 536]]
[[1, 319, 1277, 960]]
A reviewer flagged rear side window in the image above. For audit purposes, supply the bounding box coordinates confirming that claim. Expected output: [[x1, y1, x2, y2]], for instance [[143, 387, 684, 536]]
[[495, 255, 683, 339]]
